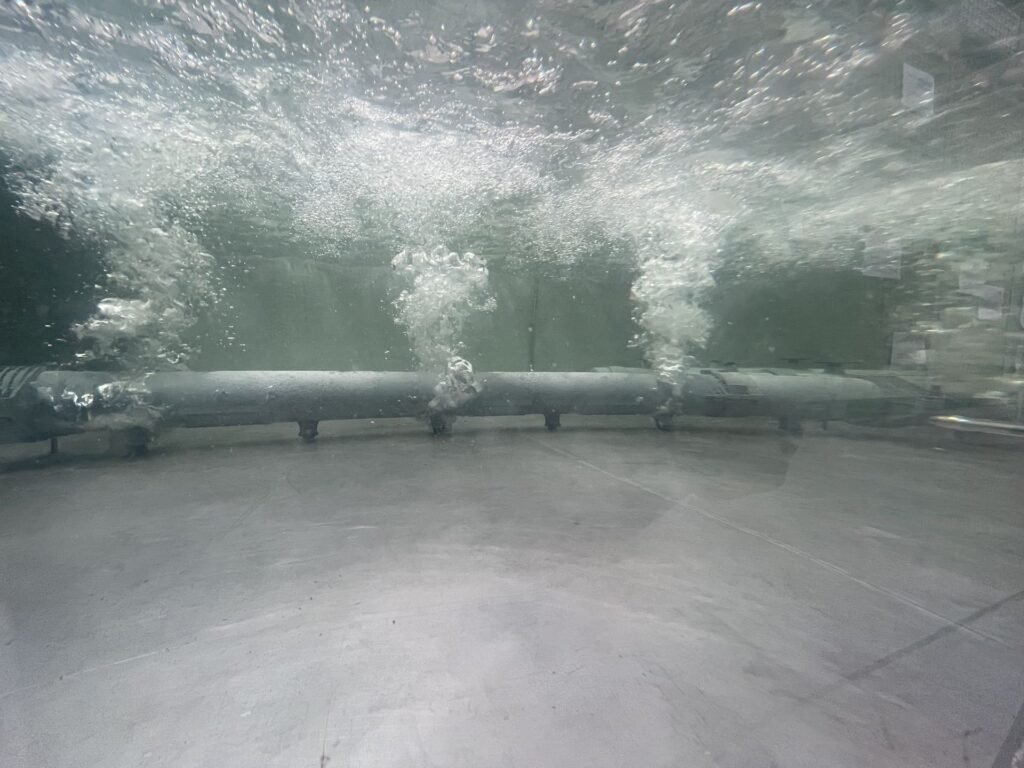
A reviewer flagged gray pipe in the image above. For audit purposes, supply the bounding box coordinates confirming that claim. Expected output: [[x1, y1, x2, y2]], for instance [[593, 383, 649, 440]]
[[0, 366, 948, 446]]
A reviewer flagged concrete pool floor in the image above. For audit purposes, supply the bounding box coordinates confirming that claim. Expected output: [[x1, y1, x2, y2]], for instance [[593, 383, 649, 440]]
[[1, 417, 1022, 767]]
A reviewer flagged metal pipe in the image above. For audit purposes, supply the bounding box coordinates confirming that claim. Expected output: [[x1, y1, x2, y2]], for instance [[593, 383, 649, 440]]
[[0, 365, 956, 445]]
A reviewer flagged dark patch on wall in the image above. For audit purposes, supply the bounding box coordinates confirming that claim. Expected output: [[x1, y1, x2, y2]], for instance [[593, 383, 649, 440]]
[[0, 171, 103, 366], [704, 264, 896, 369]]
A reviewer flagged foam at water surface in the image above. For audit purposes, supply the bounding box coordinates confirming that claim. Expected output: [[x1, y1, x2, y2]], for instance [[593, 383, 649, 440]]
[[0, 0, 1021, 370]]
